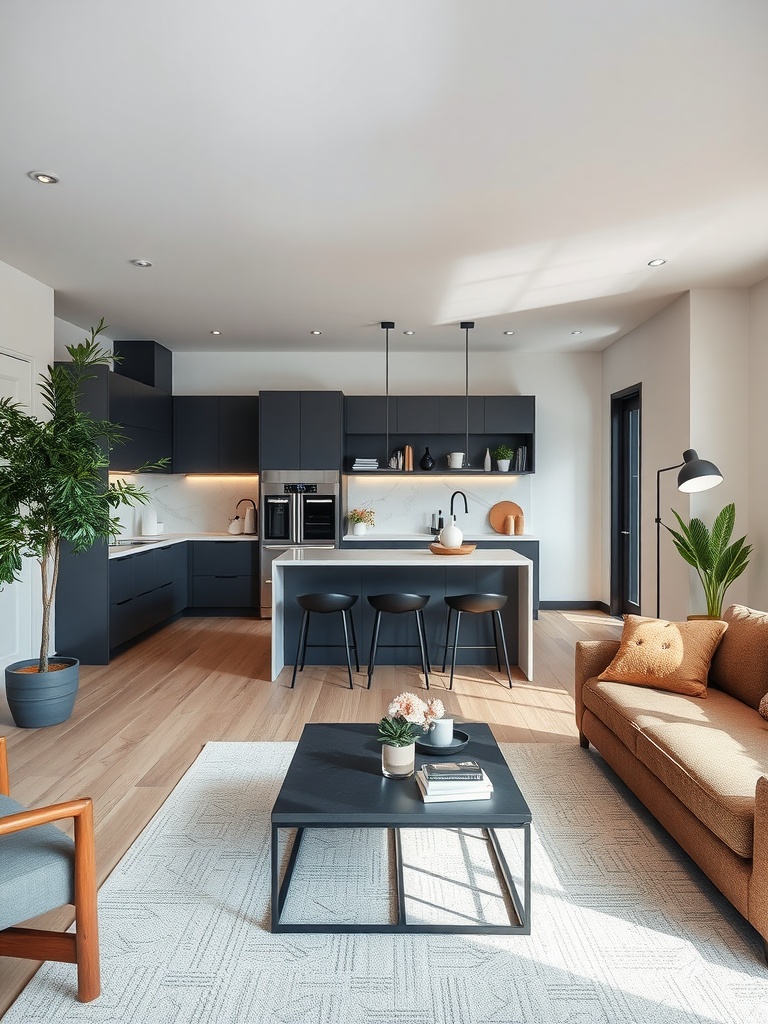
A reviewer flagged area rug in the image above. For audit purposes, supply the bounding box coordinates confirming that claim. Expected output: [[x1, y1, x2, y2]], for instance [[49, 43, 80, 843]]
[[5, 742, 768, 1024]]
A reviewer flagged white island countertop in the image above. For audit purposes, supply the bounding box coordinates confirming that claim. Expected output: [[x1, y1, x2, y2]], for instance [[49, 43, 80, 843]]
[[271, 546, 533, 681], [341, 532, 538, 542]]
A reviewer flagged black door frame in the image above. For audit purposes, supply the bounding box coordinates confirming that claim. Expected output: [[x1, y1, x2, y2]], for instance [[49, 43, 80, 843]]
[[610, 384, 642, 617]]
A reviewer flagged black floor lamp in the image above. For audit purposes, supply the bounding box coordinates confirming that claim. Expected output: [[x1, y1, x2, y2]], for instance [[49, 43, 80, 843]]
[[656, 449, 723, 618]]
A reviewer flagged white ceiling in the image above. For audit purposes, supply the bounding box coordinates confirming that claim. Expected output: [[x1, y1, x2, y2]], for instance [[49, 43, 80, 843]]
[[2, 0, 768, 354]]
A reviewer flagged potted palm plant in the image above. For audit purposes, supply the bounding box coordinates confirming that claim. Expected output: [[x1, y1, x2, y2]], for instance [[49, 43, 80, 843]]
[[665, 503, 752, 619], [0, 320, 161, 728]]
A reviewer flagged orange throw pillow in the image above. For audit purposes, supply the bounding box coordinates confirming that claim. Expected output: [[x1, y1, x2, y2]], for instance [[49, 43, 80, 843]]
[[597, 614, 727, 698]]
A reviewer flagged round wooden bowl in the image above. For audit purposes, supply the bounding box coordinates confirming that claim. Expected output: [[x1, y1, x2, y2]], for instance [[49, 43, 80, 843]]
[[429, 542, 477, 556]]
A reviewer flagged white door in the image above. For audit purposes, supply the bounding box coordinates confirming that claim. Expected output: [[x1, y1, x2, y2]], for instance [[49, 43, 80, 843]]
[[0, 350, 34, 670]]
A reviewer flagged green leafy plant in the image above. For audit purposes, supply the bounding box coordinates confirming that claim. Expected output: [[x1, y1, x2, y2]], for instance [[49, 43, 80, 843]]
[[377, 692, 445, 746], [492, 443, 514, 461], [348, 506, 375, 526], [0, 320, 166, 672], [664, 503, 752, 618]]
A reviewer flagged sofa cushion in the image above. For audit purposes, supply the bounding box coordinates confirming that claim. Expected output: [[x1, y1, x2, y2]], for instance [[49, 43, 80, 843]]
[[0, 794, 75, 931], [597, 615, 727, 698], [582, 678, 645, 754], [632, 690, 768, 858], [709, 604, 768, 711]]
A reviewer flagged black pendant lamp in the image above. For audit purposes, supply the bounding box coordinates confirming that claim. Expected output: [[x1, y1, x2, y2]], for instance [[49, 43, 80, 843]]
[[381, 321, 394, 466], [460, 321, 474, 468]]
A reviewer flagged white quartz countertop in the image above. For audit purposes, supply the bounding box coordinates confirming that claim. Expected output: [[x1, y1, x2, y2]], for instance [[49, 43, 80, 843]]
[[342, 532, 538, 542], [108, 533, 259, 558], [273, 547, 532, 568]]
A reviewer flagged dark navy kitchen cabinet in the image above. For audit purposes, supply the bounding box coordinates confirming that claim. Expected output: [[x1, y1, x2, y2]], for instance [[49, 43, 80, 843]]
[[188, 541, 259, 611], [109, 543, 189, 650], [173, 396, 259, 473], [259, 391, 342, 470]]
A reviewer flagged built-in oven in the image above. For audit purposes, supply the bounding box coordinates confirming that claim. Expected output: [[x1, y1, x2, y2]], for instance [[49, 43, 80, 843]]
[[259, 470, 339, 617]]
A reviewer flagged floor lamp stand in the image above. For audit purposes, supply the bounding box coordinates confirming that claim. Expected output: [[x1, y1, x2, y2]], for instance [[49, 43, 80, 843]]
[[656, 461, 684, 619]]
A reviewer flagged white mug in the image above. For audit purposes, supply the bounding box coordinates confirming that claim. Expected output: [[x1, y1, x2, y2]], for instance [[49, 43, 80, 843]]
[[448, 452, 464, 469], [429, 718, 454, 746]]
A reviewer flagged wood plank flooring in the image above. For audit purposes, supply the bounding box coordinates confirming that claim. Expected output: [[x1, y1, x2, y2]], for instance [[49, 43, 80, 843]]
[[0, 609, 621, 1015]]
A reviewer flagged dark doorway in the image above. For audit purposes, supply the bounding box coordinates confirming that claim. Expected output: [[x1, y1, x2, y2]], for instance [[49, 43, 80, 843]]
[[611, 385, 641, 616]]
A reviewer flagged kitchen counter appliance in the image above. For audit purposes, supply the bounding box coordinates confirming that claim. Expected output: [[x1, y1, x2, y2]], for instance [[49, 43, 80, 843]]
[[260, 470, 339, 617]]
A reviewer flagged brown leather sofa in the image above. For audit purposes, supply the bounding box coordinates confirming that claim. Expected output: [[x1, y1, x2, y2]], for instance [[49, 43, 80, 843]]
[[575, 604, 768, 961]]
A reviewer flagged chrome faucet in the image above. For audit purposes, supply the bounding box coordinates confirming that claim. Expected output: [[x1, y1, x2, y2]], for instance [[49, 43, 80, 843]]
[[450, 490, 468, 517]]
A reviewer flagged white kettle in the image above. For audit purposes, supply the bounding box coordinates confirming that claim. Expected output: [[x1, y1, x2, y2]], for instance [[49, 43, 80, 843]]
[[237, 498, 257, 535], [439, 516, 463, 549]]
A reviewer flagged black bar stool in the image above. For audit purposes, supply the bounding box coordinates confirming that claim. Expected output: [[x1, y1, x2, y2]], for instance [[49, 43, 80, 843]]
[[441, 593, 513, 690], [366, 594, 430, 689], [291, 594, 359, 689]]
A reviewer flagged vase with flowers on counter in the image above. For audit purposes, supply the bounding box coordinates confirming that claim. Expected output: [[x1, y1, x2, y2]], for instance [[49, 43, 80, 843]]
[[348, 506, 375, 536], [378, 692, 445, 778]]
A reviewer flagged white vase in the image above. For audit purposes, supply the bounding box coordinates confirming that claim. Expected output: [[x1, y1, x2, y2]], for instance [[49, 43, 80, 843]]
[[352, 522, 366, 535], [497, 459, 511, 472], [484, 448, 491, 472], [439, 517, 463, 549], [381, 742, 415, 779]]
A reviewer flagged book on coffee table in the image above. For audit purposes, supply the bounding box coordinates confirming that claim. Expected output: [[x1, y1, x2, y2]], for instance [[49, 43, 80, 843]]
[[415, 770, 494, 803], [421, 760, 484, 782]]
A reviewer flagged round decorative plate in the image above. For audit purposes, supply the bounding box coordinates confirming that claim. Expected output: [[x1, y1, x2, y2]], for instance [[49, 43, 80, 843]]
[[415, 728, 470, 756], [488, 500, 524, 534]]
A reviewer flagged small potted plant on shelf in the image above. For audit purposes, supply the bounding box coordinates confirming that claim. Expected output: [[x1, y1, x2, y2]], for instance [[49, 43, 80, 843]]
[[0, 320, 165, 728], [348, 506, 375, 536], [664, 503, 751, 618], [377, 692, 444, 778], [492, 443, 515, 472]]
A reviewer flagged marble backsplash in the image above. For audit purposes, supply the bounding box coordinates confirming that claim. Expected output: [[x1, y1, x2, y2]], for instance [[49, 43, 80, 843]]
[[344, 473, 533, 536], [109, 474, 260, 537]]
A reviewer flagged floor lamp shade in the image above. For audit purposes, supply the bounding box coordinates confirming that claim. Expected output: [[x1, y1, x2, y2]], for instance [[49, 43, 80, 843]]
[[655, 449, 723, 618]]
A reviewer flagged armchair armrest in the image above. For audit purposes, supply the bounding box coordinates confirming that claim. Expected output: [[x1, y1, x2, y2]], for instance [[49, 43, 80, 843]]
[[574, 639, 619, 735], [0, 736, 9, 797]]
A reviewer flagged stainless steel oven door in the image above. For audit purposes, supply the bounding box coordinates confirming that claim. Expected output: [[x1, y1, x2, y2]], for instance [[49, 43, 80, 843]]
[[300, 493, 337, 543]]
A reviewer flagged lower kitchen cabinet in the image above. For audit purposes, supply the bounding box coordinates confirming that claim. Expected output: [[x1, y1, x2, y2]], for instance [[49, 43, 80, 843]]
[[109, 543, 188, 649], [188, 541, 259, 611]]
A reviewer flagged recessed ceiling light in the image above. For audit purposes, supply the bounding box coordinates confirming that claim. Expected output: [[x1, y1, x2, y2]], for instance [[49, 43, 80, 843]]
[[648, 259, 667, 267], [403, 330, 415, 336], [503, 330, 515, 336], [571, 330, 582, 335], [210, 330, 221, 336], [129, 259, 153, 268], [310, 330, 322, 335], [28, 170, 59, 184]]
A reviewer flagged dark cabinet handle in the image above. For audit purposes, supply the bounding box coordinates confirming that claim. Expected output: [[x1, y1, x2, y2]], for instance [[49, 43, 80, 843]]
[[214, 575, 238, 579]]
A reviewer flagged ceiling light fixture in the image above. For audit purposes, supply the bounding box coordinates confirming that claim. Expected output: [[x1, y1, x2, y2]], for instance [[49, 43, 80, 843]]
[[210, 330, 221, 336], [403, 330, 415, 336], [571, 330, 582, 335], [503, 330, 515, 336], [28, 170, 59, 184], [310, 330, 322, 336], [648, 259, 667, 267], [129, 259, 153, 268], [381, 321, 394, 466]]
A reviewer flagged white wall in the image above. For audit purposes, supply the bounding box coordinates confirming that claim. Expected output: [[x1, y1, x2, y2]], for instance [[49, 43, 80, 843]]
[[0, 261, 54, 669], [748, 277, 768, 608], [175, 348, 603, 603], [54, 316, 114, 360], [602, 294, 692, 619]]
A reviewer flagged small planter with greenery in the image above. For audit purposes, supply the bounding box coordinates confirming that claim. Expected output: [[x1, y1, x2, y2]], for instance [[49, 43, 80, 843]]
[[492, 443, 515, 471], [0, 320, 163, 727], [665, 503, 752, 618]]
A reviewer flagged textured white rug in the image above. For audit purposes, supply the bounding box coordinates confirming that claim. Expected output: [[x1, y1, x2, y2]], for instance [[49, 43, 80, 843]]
[[5, 742, 768, 1024]]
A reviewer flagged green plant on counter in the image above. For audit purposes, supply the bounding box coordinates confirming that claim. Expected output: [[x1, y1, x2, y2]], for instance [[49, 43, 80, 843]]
[[664, 503, 752, 618], [0, 319, 167, 672], [348, 506, 375, 526], [492, 443, 515, 461]]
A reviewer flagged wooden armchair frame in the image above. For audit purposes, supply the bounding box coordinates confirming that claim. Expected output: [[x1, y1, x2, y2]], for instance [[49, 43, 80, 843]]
[[0, 736, 100, 1002]]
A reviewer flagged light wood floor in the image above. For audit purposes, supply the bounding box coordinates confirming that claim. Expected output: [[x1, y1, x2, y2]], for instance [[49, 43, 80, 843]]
[[0, 609, 621, 1014]]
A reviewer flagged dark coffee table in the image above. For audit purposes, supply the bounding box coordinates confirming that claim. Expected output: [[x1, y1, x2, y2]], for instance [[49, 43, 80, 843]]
[[270, 721, 532, 934]]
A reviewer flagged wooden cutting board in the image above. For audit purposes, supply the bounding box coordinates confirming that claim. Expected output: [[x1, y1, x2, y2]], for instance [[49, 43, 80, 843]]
[[429, 542, 477, 556], [489, 501, 524, 535]]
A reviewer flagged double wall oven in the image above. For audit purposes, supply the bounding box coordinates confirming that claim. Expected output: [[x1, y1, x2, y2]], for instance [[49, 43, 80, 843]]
[[260, 470, 339, 617]]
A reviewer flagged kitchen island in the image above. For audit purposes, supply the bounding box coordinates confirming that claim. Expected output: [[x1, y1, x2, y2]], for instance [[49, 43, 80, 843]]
[[271, 547, 533, 682]]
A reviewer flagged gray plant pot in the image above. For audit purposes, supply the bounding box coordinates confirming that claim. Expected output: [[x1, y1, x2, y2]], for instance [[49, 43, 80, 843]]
[[4, 658, 80, 728]]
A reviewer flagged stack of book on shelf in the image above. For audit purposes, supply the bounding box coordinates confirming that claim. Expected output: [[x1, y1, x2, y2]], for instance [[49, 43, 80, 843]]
[[352, 458, 379, 471], [415, 760, 493, 803], [514, 446, 528, 472]]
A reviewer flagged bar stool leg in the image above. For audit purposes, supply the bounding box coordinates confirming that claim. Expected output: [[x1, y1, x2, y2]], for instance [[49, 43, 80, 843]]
[[339, 610, 355, 689], [348, 608, 360, 672], [367, 609, 382, 689], [494, 609, 513, 688], [441, 606, 453, 672], [291, 610, 310, 688], [420, 610, 432, 673], [449, 609, 462, 691], [414, 609, 430, 689], [491, 612, 502, 671]]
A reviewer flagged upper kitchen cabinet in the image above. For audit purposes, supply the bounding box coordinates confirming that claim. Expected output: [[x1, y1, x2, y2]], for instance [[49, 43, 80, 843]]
[[484, 395, 535, 434], [173, 396, 259, 473], [259, 391, 343, 470], [437, 396, 485, 433], [345, 395, 391, 434], [107, 372, 172, 473]]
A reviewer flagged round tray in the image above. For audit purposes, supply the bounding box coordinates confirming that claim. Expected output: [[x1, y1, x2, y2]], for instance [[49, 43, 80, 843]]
[[489, 500, 524, 534], [415, 728, 470, 756], [429, 542, 476, 556]]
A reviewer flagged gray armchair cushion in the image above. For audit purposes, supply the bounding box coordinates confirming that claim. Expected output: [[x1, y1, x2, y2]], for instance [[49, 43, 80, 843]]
[[0, 794, 75, 931]]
